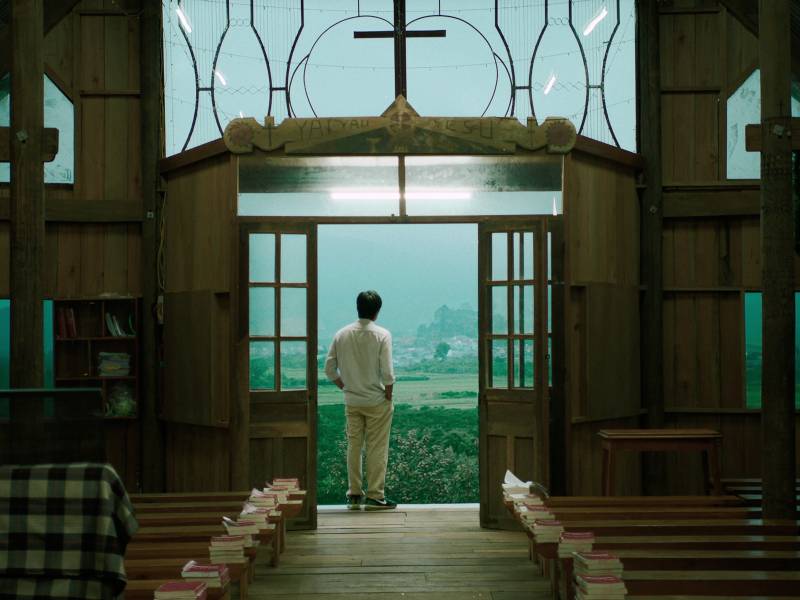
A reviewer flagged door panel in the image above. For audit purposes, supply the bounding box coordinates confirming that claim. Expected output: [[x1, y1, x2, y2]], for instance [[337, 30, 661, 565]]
[[242, 223, 317, 529], [479, 221, 549, 529]]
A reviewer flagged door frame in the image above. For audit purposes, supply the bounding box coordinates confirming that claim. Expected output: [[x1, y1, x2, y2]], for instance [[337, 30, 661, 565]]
[[238, 214, 560, 529]]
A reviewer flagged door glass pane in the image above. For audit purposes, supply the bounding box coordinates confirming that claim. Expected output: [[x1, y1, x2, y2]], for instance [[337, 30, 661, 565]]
[[249, 233, 275, 282], [281, 288, 307, 337], [548, 285, 552, 334], [491, 339, 508, 389], [547, 231, 552, 281], [281, 341, 307, 390], [524, 232, 535, 280], [281, 234, 306, 283], [249, 288, 275, 336], [491, 233, 507, 281], [250, 341, 275, 390], [514, 338, 534, 389], [492, 286, 508, 334], [514, 286, 534, 335]]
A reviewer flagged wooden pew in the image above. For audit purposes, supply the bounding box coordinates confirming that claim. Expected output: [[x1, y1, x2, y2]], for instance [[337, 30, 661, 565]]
[[124, 579, 230, 599], [544, 495, 744, 508], [621, 569, 800, 596], [557, 519, 799, 537], [124, 558, 249, 600], [545, 506, 755, 521]]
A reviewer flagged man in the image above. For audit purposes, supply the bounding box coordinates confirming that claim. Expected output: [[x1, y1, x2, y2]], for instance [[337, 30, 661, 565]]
[[324, 290, 397, 511]]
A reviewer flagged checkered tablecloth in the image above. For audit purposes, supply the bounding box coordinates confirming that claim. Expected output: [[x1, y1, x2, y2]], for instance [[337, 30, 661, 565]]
[[0, 463, 139, 599]]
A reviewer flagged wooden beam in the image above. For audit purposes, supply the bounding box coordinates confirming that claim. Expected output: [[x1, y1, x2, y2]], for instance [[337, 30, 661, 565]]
[[139, 0, 166, 492], [719, 0, 759, 36], [0, 197, 143, 222], [745, 120, 800, 152], [572, 135, 645, 171], [759, 0, 797, 520], [663, 185, 761, 217], [0, 127, 58, 162], [0, 1, 81, 76], [9, 0, 44, 392], [637, 0, 666, 495]]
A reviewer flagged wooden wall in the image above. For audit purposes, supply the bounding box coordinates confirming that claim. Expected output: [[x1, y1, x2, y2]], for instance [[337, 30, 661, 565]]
[[0, 1, 143, 489], [658, 0, 800, 493], [563, 151, 641, 495]]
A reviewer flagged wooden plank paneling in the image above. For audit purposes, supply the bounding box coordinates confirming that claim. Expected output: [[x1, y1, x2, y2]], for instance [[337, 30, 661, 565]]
[[570, 417, 642, 496], [166, 423, 231, 492]]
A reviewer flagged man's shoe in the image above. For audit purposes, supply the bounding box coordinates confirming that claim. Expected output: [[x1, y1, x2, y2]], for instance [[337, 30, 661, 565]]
[[346, 494, 363, 510], [364, 497, 397, 511]]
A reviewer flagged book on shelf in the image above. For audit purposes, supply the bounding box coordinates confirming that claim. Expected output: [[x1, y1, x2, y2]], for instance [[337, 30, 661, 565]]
[[56, 308, 68, 338], [181, 561, 230, 588], [66, 308, 77, 338], [210, 534, 245, 548], [573, 551, 624, 577], [532, 519, 564, 543], [154, 580, 208, 600], [97, 351, 131, 377], [574, 574, 627, 599], [557, 531, 595, 558]]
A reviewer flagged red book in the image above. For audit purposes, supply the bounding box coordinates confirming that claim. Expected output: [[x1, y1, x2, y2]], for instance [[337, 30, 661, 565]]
[[533, 519, 562, 526], [56, 308, 67, 338], [66, 308, 78, 338], [154, 580, 207, 598], [560, 531, 595, 540], [579, 575, 623, 585], [576, 551, 616, 560], [210, 535, 244, 544]]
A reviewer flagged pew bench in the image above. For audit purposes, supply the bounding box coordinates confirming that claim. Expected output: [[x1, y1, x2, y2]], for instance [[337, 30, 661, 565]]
[[621, 569, 800, 596], [124, 558, 249, 600], [543, 496, 744, 508], [124, 578, 230, 599]]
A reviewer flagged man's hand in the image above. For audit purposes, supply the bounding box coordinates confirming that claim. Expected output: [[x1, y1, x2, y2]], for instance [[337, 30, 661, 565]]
[[385, 384, 393, 402], [334, 378, 345, 390]]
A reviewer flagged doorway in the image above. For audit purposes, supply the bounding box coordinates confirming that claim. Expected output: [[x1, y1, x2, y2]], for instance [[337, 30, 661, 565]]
[[316, 224, 479, 506]]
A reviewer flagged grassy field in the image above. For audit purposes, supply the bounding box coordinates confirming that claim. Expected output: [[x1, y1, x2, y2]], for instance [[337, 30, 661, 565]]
[[318, 371, 478, 408]]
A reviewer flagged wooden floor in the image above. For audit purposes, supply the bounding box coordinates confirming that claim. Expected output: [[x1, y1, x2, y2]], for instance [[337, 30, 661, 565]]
[[249, 505, 551, 599]]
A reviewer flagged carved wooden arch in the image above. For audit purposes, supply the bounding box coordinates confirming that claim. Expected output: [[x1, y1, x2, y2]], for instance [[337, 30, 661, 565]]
[[224, 95, 577, 156]]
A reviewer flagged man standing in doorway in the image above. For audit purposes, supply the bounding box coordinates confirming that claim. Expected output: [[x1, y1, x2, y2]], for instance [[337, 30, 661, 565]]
[[325, 290, 397, 511]]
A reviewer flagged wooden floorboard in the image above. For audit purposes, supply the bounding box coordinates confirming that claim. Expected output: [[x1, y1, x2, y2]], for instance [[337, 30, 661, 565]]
[[249, 507, 549, 599]]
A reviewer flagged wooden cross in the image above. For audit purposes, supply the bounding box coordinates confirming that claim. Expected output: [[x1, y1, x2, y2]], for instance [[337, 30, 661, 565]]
[[354, 0, 446, 98]]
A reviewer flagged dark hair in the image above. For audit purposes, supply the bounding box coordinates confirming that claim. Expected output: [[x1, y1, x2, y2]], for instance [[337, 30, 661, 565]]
[[357, 290, 382, 319]]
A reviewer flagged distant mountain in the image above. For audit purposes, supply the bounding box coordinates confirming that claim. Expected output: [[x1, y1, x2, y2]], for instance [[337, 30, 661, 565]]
[[416, 305, 478, 342]]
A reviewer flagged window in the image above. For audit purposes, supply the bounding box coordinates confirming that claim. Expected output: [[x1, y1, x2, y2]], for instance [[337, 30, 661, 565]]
[[0, 74, 75, 184], [0, 300, 55, 418], [727, 70, 800, 180], [163, 0, 636, 155], [743, 292, 800, 409]]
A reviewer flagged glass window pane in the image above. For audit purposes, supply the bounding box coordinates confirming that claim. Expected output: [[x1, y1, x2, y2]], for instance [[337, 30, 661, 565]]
[[249, 234, 275, 283], [547, 285, 552, 334], [514, 286, 535, 335], [281, 234, 306, 283], [744, 292, 761, 409], [239, 192, 400, 217], [249, 288, 275, 336], [491, 339, 508, 389], [514, 338, 535, 389], [281, 341, 307, 390], [280, 288, 307, 337], [513, 233, 535, 280], [492, 286, 508, 335], [250, 341, 275, 390], [0, 75, 74, 184], [547, 231, 552, 281], [492, 233, 507, 281]]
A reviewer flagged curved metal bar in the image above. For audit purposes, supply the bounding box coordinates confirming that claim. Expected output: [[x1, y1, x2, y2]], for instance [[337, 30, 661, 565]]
[[176, 7, 201, 152], [290, 13, 392, 117], [285, 0, 306, 118], [211, 0, 232, 135], [301, 54, 317, 117], [493, 0, 516, 116], [494, 52, 514, 118], [527, 0, 549, 123], [406, 13, 501, 116], [600, 0, 621, 147], [288, 54, 310, 115], [250, 0, 274, 117], [567, 0, 590, 134]]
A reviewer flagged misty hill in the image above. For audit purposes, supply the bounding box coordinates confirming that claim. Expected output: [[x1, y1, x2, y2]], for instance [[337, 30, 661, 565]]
[[416, 305, 477, 342]]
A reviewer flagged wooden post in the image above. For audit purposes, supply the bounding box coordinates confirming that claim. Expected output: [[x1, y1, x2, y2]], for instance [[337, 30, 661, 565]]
[[140, 1, 166, 491], [9, 0, 45, 390], [759, 0, 796, 519], [636, 0, 666, 495]]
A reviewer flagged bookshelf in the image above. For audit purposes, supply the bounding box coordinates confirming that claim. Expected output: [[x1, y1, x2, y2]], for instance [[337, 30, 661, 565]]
[[53, 298, 140, 419]]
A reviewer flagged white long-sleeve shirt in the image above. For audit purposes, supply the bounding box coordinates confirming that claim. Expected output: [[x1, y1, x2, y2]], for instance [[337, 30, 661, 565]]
[[324, 319, 395, 407]]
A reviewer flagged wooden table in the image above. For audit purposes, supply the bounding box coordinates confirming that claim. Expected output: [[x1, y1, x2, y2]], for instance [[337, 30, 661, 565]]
[[598, 429, 723, 495]]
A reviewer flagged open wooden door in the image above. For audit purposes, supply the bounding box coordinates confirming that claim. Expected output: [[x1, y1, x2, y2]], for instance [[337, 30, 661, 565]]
[[479, 221, 549, 529], [241, 223, 317, 529]]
